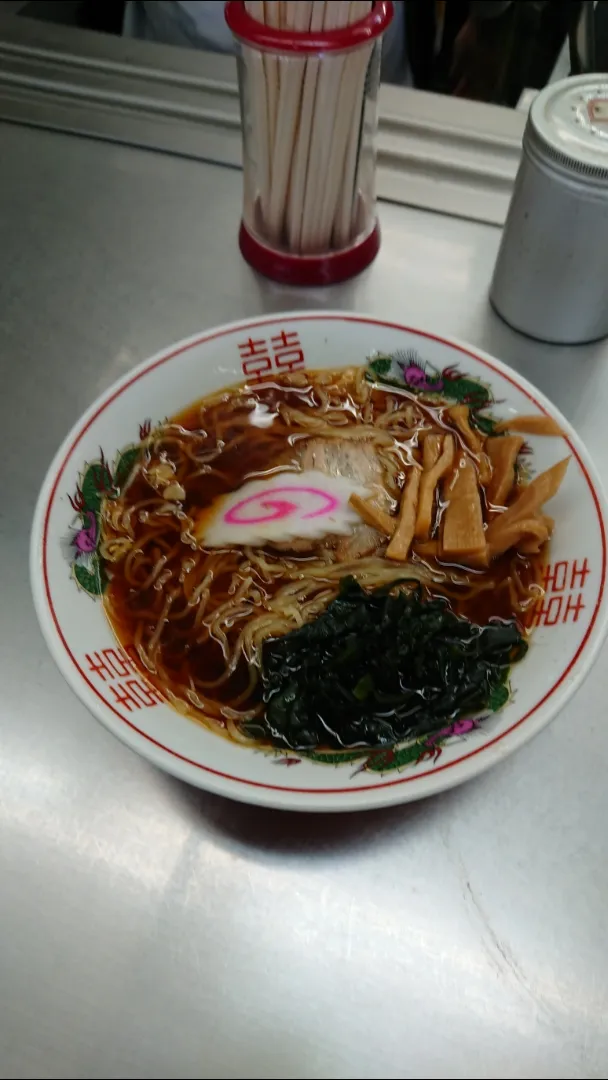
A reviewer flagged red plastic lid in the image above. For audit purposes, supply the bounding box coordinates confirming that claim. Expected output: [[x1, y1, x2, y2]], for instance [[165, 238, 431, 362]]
[[225, 1, 394, 53], [238, 221, 381, 286]]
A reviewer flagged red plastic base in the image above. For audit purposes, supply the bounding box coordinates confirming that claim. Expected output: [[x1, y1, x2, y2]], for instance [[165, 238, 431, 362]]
[[238, 221, 381, 287]]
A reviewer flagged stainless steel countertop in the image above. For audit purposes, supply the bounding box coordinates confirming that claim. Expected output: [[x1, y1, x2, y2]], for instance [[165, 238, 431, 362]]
[[2, 120, 608, 1080]]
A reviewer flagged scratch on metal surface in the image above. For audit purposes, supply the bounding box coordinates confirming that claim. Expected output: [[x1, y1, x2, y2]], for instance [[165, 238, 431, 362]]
[[463, 876, 535, 998], [441, 828, 557, 1027]]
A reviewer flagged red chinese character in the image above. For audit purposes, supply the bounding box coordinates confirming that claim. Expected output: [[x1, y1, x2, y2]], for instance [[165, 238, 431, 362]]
[[531, 595, 563, 627], [85, 651, 114, 683], [109, 681, 142, 711], [238, 337, 273, 384], [125, 679, 165, 707], [543, 561, 568, 593], [570, 558, 590, 589], [563, 593, 585, 624], [238, 336, 268, 359], [271, 329, 305, 373], [108, 678, 164, 712]]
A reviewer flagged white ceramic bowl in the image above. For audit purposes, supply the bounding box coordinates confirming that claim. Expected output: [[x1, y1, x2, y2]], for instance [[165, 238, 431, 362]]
[[31, 312, 608, 811]]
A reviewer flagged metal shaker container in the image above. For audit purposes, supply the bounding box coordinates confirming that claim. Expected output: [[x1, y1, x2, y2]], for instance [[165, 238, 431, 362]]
[[490, 75, 608, 345]]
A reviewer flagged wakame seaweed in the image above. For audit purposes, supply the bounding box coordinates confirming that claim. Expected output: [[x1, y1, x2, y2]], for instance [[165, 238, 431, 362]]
[[255, 578, 527, 752]]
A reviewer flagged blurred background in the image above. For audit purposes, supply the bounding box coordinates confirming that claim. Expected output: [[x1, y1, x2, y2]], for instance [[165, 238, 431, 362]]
[[6, 0, 608, 108]]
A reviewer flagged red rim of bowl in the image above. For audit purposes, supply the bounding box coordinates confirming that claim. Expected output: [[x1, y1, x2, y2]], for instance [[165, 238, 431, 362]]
[[239, 220, 380, 285], [224, 1, 394, 53]]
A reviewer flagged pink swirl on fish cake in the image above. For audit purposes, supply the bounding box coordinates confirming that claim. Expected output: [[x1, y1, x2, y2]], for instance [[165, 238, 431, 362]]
[[224, 486, 340, 527]]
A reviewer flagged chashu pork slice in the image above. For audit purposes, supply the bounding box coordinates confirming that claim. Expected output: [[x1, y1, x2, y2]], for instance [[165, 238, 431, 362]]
[[270, 437, 393, 559]]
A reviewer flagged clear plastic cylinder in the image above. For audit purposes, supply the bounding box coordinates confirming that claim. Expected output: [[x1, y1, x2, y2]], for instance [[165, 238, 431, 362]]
[[225, 2, 394, 285]]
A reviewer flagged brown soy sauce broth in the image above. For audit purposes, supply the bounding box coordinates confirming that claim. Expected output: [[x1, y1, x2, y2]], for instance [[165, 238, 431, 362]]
[[102, 370, 544, 738]]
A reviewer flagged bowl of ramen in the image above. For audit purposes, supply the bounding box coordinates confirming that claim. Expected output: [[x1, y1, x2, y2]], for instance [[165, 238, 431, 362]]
[[31, 312, 608, 811]]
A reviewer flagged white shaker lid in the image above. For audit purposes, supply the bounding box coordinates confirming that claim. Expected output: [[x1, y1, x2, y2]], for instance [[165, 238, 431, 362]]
[[526, 74, 608, 182]]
